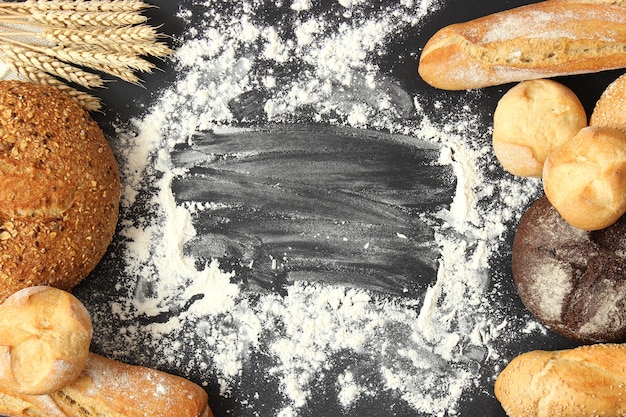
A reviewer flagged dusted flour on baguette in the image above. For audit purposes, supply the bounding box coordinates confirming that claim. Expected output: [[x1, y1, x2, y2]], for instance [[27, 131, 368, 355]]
[[495, 344, 626, 417], [550, 0, 626, 5], [0, 353, 212, 417], [418, 1, 626, 90]]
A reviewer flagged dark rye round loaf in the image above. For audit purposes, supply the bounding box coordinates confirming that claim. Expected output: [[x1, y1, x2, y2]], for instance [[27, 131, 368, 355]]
[[512, 196, 626, 343], [0, 80, 120, 302]]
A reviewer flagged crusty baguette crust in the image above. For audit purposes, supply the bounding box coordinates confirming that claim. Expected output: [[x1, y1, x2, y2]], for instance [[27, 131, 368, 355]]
[[495, 344, 626, 417], [0, 353, 211, 417], [418, 1, 626, 90], [550, 0, 626, 6]]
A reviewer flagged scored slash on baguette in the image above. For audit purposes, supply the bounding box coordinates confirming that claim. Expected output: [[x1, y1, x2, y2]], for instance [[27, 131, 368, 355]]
[[418, 1, 626, 90]]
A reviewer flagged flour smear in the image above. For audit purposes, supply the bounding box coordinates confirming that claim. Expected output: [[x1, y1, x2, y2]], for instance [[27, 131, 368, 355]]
[[92, 1, 544, 416]]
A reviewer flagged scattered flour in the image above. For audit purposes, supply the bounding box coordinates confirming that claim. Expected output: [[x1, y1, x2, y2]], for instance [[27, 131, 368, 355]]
[[93, 1, 544, 416]]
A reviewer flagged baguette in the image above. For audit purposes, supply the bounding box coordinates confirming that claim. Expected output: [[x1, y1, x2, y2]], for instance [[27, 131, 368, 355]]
[[0, 353, 212, 417], [495, 344, 626, 417], [550, 0, 626, 5], [418, 1, 626, 90]]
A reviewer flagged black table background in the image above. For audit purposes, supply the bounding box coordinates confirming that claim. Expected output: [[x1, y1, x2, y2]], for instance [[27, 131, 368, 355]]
[[56, 0, 625, 416]]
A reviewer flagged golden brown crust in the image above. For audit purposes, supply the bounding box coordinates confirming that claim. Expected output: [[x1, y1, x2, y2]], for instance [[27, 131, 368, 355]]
[[56, 354, 211, 417], [418, 2, 626, 90], [550, 0, 626, 5], [495, 344, 626, 417], [0, 353, 212, 417], [0, 80, 120, 301]]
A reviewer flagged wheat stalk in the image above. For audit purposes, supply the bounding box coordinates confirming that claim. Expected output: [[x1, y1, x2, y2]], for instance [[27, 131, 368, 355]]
[[47, 25, 168, 49], [0, 0, 171, 112], [7, 61, 103, 110], [2, 44, 106, 88], [0, 0, 149, 12], [26, 10, 148, 27]]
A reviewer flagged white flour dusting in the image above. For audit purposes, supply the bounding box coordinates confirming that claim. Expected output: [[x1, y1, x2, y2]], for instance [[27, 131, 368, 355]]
[[92, 1, 544, 416]]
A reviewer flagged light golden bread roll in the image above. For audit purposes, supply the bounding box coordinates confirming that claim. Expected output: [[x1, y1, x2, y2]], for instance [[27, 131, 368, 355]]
[[590, 72, 626, 132], [418, 2, 626, 90], [0, 353, 212, 417], [0, 287, 92, 396], [492, 79, 587, 177], [495, 344, 626, 417], [0, 80, 120, 302], [543, 126, 626, 230]]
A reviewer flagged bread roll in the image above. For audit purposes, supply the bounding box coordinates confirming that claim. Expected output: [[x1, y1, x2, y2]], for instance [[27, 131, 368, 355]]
[[492, 79, 587, 177], [512, 196, 626, 343], [0, 287, 92, 395], [0, 353, 212, 417], [0, 80, 120, 301], [590, 72, 626, 133], [495, 344, 626, 417], [418, 2, 626, 90], [543, 126, 626, 230]]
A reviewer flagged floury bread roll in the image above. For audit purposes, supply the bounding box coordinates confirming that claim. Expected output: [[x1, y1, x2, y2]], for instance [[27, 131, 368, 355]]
[[418, 2, 626, 90], [0, 287, 92, 395], [543, 126, 626, 230], [492, 79, 587, 177], [512, 196, 626, 343], [0, 353, 212, 417], [0, 80, 120, 302], [495, 344, 626, 417], [590, 72, 626, 132]]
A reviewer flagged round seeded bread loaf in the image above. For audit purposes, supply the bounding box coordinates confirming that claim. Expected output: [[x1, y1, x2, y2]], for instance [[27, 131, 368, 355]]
[[0, 80, 120, 301]]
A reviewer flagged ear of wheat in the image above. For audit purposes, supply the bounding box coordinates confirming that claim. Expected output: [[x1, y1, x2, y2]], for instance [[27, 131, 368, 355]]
[[0, 0, 172, 111]]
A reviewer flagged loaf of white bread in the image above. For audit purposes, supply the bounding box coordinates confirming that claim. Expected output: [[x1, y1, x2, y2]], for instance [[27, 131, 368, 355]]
[[495, 344, 626, 417], [418, 1, 626, 90], [0, 287, 211, 417]]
